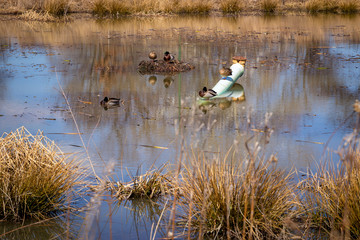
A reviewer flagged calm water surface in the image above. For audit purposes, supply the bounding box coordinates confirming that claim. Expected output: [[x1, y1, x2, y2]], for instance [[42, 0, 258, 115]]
[[0, 15, 359, 239]]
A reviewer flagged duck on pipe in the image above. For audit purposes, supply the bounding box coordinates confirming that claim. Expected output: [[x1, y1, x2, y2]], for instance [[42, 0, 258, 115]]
[[199, 56, 247, 99]]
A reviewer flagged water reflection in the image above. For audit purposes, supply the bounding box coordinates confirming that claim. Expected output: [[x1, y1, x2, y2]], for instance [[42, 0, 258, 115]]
[[0, 217, 78, 240], [163, 76, 174, 88], [0, 15, 359, 170], [148, 75, 157, 85]]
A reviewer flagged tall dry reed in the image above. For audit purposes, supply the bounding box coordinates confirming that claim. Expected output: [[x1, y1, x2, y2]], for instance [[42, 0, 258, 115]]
[[0, 127, 85, 221]]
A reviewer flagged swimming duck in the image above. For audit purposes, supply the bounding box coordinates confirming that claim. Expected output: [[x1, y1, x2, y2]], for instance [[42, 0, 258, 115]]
[[149, 51, 157, 61], [100, 97, 121, 108], [219, 67, 232, 77], [164, 51, 175, 62], [199, 87, 217, 98]]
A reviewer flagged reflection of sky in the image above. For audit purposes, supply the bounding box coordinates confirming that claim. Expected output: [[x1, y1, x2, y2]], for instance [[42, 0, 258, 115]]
[[329, 43, 360, 92]]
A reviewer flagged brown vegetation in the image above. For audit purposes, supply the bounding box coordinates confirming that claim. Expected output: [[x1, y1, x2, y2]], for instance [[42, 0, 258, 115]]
[[0, 127, 85, 221], [0, 0, 358, 18]]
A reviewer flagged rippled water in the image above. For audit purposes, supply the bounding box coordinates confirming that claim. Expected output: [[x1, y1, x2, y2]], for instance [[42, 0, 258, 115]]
[[0, 15, 359, 239]]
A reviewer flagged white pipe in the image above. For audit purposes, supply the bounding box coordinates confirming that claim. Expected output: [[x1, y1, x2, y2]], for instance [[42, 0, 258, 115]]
[[211, 62, 245, 96]]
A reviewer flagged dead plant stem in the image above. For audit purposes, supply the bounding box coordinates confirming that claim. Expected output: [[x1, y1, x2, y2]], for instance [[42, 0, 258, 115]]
[[56, 70, 99, 182]]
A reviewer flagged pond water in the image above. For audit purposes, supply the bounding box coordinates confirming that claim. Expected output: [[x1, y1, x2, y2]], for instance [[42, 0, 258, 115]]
[[0, 15, 360, 239]]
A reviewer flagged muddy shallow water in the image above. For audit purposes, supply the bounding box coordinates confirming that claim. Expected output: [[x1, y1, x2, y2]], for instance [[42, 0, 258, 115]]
[[0, 15, 360, 239]]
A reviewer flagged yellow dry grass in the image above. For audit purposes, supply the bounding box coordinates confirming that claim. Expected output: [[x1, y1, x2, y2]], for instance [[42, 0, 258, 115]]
[[0, 127, 85, 221]]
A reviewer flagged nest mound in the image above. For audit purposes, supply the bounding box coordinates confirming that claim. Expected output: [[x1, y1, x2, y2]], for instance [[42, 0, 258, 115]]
[[138, 59, 195, 74]]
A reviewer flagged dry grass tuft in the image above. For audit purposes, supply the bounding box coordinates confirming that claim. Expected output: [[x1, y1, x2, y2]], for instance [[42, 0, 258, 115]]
[[176, 0, 212, 14], [261, 0, 279, 12], [176, 148, 298, 239], [305, 0, 339, 13], [108, 164, 173, 201], [220, 0, 243, 14], [301, 152, 360, 238], [131, 0, 161, 13], [301, 108, 360, 238], [44, 0, 70, 16], [338, 0, 359, 13], [19, 10, 57, 21], [0, 127, 85, 221], [92, 0, 130, 17]]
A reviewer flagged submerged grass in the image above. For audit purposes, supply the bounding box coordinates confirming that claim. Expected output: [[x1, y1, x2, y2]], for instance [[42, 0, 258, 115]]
[[0, 127, 85, 221]]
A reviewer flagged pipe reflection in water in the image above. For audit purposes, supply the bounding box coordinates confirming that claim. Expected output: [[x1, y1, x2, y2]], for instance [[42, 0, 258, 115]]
[[198, 83, 245, 114]]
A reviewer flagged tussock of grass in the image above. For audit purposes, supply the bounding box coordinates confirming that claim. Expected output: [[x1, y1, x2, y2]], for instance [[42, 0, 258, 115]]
[[176, 0, 212, 14], [0, 127, 84, 221], [44, 0, 70, 16], [301, 151, 360, 238], [16, 0, 70, 16], [19, 10, 57, 21], [301, 104, 360, 238], [16, 0, 43, 11], [261, 0, 279, 12], [109, 165, 173, 201], [176, 149, 298, 239], [92, 0, 130, 16], [339, 0, 359, 13], [220, 0, 243, 14], [305, 0, 338, 13], [131, 0, 161, 14]]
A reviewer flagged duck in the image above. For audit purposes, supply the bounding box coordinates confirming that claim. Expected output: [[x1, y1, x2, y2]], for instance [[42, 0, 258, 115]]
[[149, 51, 157, 61], [219, 67, 232, 77], [100, 97, 121, 108], [199, 87, 217, 98], [164, 51, 175, 62]]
